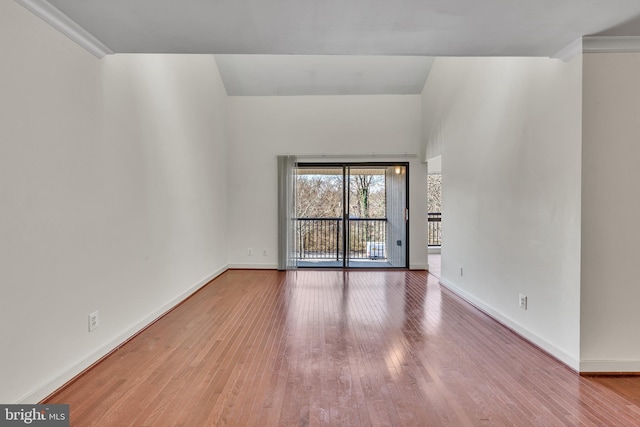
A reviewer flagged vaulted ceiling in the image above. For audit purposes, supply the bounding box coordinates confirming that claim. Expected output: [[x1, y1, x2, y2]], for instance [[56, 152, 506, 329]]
[[19, 0, 640, 95]]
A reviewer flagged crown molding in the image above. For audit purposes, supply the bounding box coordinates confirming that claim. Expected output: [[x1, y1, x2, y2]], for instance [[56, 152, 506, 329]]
[[551, 38, 583, 62], [15, 0, 113, 58], [583, 36, 640, 54]]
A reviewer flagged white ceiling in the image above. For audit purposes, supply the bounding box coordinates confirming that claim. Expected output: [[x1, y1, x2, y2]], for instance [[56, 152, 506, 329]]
[[30, 0, 640, 95], [215, 55, 434, 96]]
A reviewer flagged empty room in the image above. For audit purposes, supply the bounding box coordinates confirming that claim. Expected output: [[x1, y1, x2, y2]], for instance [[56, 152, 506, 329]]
[[3, 0, 640, 425]]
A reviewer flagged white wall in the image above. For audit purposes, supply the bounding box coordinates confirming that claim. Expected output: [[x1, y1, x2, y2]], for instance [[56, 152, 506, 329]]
[[227, 96, 428, 270], [421, 57, 583, 368], [0, 1, 228, 403], [581, 53, 640, 371]]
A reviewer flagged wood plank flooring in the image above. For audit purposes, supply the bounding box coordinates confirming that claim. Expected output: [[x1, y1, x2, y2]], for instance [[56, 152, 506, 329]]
[[46, 270, 640, 426]]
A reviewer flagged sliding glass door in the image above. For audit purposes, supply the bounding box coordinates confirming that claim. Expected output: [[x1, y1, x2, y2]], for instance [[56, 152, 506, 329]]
[[295, 163, 408, 268]]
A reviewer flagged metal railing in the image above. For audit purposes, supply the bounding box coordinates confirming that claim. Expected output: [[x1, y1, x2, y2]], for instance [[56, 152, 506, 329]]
[[296, 218, 387, 260], [428, 212, 441, 246], [348, 218, 387, 259], [296, 218, 342, 260]]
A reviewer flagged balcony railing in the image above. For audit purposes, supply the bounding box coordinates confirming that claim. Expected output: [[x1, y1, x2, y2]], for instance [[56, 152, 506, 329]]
[[296, 218, 342, 260], [428, 212, 441, 246], [296, 218, 387, 260], [348, 218, 387, 259]]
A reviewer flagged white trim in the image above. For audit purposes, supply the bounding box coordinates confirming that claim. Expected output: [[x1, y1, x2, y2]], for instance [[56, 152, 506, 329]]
[[15, 0, 113, 58], [580, 360, 640, 373], [409, 263, 428, 270], [551, 38, 583, 62], [583, 36, 640, 54], [18, 266, 228, 404], [228, 263, 279, 270], [552, 36, 640, 60], [294, 153, 418, 160], [438, 277, 580, 371], [428, 246, 441, 254]]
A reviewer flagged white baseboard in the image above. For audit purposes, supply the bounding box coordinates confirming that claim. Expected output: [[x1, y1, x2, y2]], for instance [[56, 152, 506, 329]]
[[579, 360, 640, 373], [228, 263, 278, 269], [410, 264, 428, 270], [438, 277, 580, 372], [19, 265, 229, 404]]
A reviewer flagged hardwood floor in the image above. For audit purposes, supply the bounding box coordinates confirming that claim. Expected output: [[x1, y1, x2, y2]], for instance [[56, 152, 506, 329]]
[[46, 270, 640, 426]]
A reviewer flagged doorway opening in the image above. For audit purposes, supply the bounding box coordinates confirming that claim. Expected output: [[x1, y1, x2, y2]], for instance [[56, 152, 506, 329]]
[[427, 155, 442, 278], [295, 163, 408, 268]]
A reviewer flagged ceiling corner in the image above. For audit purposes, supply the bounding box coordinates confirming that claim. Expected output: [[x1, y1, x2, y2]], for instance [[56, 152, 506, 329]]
[[551, 38, 583, 62], [15, 0, 113, 58]]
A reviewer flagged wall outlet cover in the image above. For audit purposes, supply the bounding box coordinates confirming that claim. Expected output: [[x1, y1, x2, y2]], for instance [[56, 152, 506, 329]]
[[88, 311, 99, 332], [519, 294, 527, 310]]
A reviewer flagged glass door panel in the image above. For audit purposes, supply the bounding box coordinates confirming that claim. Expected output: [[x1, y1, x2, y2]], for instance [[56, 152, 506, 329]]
[[383, 165, 407, 268], [295, 166, 344, 266], [295, 163, 407, 268], [347, 167, 389, 267]]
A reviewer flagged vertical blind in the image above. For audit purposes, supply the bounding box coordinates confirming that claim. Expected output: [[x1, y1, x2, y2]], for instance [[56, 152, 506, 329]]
[[277, 155, 297, 270]]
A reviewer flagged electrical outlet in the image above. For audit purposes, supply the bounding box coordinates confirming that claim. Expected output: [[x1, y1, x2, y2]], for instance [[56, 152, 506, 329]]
[[519, 294, 527, 310], [248, 248, 253, 256], [262, 249, 267, 256], [88, 311, 99, 332]]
